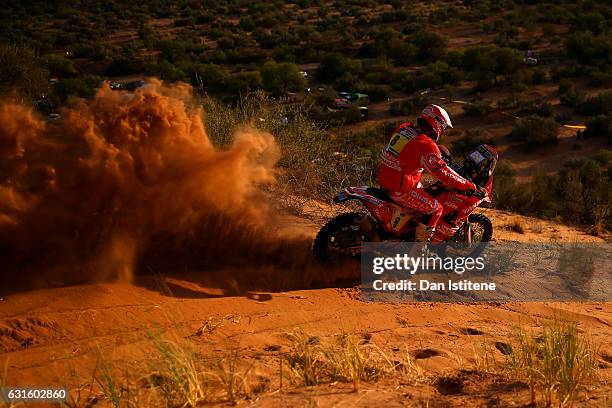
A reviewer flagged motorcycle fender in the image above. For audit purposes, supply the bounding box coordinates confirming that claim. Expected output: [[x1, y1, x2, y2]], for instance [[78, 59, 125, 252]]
[[333, 191, 350, 203]]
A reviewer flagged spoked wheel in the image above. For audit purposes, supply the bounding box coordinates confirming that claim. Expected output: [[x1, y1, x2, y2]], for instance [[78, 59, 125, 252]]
[[313, 212, 369, 263], [437, 213, 493, 258], [468, 213, 492, 243]]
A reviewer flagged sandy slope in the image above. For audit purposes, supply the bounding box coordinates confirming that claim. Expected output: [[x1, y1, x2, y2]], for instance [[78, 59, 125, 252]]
[[0, 211, 610, 406]]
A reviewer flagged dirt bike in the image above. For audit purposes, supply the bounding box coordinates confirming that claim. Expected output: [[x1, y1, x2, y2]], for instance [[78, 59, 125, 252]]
[[313, 144, 498, 262]]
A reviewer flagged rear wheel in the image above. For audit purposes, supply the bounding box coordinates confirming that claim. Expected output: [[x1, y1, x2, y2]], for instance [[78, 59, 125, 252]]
[[313, 212, 369, 263]]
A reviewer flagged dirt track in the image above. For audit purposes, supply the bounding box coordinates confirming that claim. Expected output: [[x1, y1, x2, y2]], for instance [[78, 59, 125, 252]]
[[1, 212, 611, 406]]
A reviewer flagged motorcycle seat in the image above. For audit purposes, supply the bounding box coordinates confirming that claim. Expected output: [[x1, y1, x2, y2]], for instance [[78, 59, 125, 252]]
[[366, 187, 393, 202]]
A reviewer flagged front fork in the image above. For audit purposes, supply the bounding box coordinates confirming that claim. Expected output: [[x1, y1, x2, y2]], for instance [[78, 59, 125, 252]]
[[463, 221, 472, 244]]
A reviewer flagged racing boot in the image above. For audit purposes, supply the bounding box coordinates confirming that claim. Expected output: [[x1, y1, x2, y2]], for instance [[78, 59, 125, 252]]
[[407, 222, 434, 259]]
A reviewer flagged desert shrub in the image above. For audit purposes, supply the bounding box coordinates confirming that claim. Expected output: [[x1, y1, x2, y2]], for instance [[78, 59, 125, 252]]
[[584, 114, 612, 143], [416, 61, 461, 89], [509, 116, 558, 148], [492, 162, 557, 218], [518, 100, 553, 117], [144, 60, 186, 82], [555, 158, 612, 229], [225, 71, 262, 95], [531, 67, 547, 84], [510, 319, 598, 406], [196, 64, 229, 91], [54, 76, 99, 101], [574, 91, 612, 116], [558, 80, 584, 107], [46, 55, 77, 77], [261, 60, 307, 96], [0, 44, 48, 98], [105, 57, 144, 77], [571, 11, 607, 35], [73, 42, 107, 60], [389, 94, 427, 116], [565, 32, 611, 68], [462, 45, 523, 89], [451, 129, 493, 155], [357, 84, 390, 103], [316, 53, 361, 83], [410, 30, 447, 63], [463, 100, 493, 117]]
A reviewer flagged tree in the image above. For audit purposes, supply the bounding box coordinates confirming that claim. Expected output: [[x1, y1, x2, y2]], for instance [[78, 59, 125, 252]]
[[0, 44, 48, 99], [199, 64, 229, 90], [462, 45, 522, 89], [509, 116, 558, 148], [316, 53, 360, 83], [261, 60, 307, 95], [411, 30, 447, 62], [226, 71, 262, 94], [105, 57, 144, 76]]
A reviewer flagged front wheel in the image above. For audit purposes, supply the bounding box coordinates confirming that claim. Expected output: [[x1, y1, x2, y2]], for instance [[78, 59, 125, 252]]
[[437, 213, 493, 258], [313, 212, 370, 263]]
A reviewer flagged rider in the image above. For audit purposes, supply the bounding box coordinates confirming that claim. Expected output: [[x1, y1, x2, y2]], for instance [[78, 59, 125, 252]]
[[378, 104, 479, 243]]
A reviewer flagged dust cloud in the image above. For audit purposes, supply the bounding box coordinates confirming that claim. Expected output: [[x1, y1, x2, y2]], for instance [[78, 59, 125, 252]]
[[0, 80, 326, 290]]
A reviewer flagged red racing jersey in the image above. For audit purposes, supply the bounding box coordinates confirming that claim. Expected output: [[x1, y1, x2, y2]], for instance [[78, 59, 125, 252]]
[[378, 122, 476, 193]]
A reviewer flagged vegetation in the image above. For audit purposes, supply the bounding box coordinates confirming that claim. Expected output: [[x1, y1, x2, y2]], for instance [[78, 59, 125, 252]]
[[0, 1, 609, 105], [509, 116, 558, 148], [510, 318, 598, 406], [0, 1, 610, 230], [493, 154, 612, 234]]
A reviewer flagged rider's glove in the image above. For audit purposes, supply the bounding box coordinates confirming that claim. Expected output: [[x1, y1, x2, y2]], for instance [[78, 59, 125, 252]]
[[465, 186, 487, 199]]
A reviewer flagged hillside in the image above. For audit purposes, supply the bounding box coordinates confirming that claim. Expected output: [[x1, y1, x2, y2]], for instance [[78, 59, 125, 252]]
[[2, 0, 610, 233], [0, 2, 611, 405], [1, 210, 610, 406]]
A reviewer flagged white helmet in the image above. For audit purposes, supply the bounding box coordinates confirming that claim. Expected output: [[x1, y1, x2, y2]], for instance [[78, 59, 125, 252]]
[[419, 104, 453, 142]]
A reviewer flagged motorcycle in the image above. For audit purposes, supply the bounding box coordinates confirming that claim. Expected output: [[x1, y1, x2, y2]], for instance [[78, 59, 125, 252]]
[[313, 144, 498, 261]]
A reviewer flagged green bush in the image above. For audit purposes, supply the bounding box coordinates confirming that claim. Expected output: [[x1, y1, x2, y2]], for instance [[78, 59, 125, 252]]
[[144, 60, 186, 82], [225, 71, 262, 94], [574, 91, 612, 116], [105, 57, 144, 77], [555, 158, 612, 229], [584, 114, 612, 144], [316, 53, 361, 83], [357, 84, 390, 103], [389, 94, 426, 116], [451, 129, 493, 155], [509, 116, 558, 148], [558, 80, 584, 107], [261, 60, 307, 96], [565, 31, 611, 68], [462, 45, 523, 89], [46, 55, 78, 77], [54, 76, 99, 101], [0, 44, 48, 98], [463, 100, 493, 117]]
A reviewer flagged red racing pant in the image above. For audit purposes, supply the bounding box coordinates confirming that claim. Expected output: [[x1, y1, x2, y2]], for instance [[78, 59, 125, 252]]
[[389, 187, 443, 228], [431, 195, 481, 243]]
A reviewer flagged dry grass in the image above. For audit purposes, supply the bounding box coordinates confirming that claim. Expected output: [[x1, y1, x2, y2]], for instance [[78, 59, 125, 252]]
[[506, 218, 526, 234], [145, 332, 210, 407], [509, 318, 598, 407], [77, 334, 255, 407], [285, 330, 425, 390], [472, 341, 499, 374], [212, 346, 252, 402], [204, 97, 379, 212]]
